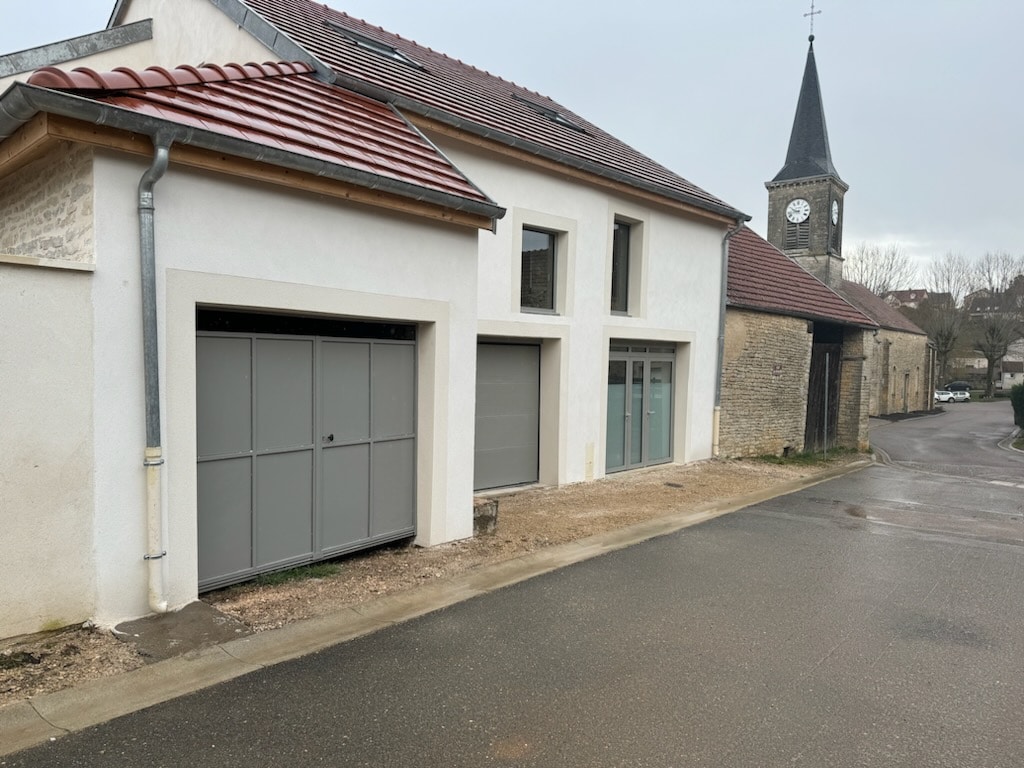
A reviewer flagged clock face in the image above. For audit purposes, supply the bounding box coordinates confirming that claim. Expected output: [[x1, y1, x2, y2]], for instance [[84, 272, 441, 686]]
[[785, 198, 811, 224], [831, 200, 840, 224]]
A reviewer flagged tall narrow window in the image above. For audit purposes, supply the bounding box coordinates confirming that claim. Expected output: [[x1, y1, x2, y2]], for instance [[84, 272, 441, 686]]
[[521, 227, 556, 311], [611, 221, 630, 313]]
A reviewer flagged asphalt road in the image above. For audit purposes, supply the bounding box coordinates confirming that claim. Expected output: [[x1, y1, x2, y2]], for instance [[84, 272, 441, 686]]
[[6, 402, 1023, 767]]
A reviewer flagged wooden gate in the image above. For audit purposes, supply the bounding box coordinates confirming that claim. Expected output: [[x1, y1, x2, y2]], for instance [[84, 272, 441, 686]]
[[805, 342, 842, 451]]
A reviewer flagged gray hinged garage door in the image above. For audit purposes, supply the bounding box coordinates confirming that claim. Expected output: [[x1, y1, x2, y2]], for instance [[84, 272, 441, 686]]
[[196, 312, 416, 590], [474, 342, 540, 490]]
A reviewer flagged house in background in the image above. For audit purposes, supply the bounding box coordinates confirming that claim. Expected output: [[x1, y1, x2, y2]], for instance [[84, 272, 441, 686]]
[[998, 361, 1024, 391], [965, 276, 1024, 318], [0, 0, 746, 637], [883, 289, 944, 310], [763, 36, 934, 421]]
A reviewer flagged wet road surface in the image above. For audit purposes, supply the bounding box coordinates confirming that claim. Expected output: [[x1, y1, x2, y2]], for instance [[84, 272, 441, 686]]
[[6, 402, 1023, 767]]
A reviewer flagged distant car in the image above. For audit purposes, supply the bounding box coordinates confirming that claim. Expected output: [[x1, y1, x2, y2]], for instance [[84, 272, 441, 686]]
[[944, 381, 971, 392], [951, 390, 971, 402], [934, 390, 955, 403]]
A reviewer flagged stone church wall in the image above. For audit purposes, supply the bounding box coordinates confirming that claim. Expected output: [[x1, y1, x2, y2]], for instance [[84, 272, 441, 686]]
[[720, 308, 812, 457]]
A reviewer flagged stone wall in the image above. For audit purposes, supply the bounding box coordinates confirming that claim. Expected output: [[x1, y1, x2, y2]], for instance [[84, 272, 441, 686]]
[[867, 330, 933, 415], [0, 142, 94, 264], [720, 308, 812, 457], [837, 329, 870, 450]]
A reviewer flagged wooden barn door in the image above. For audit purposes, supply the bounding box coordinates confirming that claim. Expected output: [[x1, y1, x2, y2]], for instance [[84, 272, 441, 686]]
[[805, 342, 842, 452]]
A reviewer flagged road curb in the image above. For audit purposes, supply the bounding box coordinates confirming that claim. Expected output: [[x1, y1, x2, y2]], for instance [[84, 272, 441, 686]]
[[0, 457, 872, 757]]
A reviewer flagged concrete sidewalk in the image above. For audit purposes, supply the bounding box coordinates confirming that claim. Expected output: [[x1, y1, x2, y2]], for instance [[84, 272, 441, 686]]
[[0, 458, 870, 757]]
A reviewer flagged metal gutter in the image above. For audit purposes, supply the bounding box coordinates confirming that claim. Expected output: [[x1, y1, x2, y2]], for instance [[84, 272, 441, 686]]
[[0, 83, 506, 222], [138, 134, 172, 614]]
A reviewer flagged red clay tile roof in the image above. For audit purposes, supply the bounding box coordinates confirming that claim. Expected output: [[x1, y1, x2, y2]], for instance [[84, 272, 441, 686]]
[[835, 280, 928, 335], [238, 0, 744, 220], [26, 61, 496, 206], [728, 226, 875, 327]]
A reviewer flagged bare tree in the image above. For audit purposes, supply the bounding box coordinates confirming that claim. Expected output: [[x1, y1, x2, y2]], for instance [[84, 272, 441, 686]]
[[962, 253, 1024, 396], [971, 313, 1023, 397], [904, 294, 962, 382], [843, 242, 917, 295], [926, 251, 973, 307], [975, 251, 1024, 293]]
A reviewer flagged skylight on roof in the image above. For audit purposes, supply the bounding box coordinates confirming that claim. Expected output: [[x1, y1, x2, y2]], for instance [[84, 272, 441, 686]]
[[511, 93, 585, 133], [324, 20, 423, 69]]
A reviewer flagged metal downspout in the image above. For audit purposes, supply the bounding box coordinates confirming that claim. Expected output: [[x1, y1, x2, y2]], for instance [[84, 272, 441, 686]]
[[713, 221, 747, 457], [139, 134, 172, 613]]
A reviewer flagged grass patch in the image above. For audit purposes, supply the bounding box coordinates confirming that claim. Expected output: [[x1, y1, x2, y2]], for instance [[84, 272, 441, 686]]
[[1014, 437, 1024, 451], [253, 561, 342, 587], [751, 446, 861, 466]]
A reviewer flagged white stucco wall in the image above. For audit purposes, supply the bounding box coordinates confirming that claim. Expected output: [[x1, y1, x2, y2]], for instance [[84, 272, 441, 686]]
[[1, 0, 272, 93], [66, 150, 479, 628], [0, 147, 98, 637], [434, 138, 727, 484], [0, 266, 95, 637]]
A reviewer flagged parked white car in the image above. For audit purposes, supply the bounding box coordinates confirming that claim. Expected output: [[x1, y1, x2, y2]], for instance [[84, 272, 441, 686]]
[[951, 390, 971, 402], [934, 390, 955, 403]]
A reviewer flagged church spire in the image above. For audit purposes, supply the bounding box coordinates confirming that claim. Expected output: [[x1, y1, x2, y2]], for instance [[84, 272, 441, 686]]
[[771, 36, 843, 183]]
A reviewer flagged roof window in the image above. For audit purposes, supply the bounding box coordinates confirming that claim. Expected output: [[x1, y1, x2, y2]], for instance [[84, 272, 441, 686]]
[[511, 93, 586, 133], [324, 20, 424, 69]]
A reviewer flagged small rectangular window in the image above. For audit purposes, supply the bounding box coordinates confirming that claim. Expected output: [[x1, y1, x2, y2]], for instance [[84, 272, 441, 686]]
[[611, 221, 630, 313], [521, 228, 556, 311]]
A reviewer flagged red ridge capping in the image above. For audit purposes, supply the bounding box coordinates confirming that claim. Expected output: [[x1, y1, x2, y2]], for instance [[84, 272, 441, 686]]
[[27, 61, 315, 91]]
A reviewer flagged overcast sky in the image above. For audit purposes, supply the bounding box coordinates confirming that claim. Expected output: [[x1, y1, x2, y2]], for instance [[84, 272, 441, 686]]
[[2, 1, 1022, 284]]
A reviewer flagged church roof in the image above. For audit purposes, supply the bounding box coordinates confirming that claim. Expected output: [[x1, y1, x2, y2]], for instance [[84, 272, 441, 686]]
[[770, 37, 844, 184], [727, 226, 875, 327], [229, 0, 745, 222]]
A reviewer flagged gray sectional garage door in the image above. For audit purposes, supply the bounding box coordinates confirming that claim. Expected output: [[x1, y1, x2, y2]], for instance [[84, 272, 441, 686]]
[[196, 311, 416, 590], [474, 342, 540, 490]]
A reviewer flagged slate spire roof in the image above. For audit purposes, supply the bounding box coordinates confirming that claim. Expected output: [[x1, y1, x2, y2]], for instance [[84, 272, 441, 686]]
[[771, 36, 843, 183]]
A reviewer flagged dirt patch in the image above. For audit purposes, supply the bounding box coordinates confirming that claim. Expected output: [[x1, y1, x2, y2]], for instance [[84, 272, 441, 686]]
[[0, 455, 861, 709]]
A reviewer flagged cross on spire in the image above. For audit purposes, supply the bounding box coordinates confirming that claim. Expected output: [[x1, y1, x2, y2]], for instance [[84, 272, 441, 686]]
[[804, 0, 821, 38]]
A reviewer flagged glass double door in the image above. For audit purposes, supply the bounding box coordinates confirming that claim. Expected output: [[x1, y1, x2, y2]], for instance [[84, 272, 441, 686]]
[[606, 347, 674, 472]]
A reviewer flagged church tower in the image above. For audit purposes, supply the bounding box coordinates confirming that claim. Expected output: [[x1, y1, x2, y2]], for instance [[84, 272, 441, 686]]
[[765, 34, 848, 288]]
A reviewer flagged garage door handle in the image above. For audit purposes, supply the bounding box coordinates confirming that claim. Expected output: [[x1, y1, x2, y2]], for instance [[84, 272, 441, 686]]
[[324, 433, 334, 443]]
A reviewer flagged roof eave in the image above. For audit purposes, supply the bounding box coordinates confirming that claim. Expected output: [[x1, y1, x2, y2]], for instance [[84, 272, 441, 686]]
[[726, 299, 877, 330], [765, 172, 848, 192], [0, 83, 505, 224]]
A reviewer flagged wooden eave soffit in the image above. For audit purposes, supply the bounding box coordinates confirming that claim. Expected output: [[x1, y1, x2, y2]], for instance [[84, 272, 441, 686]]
[[0, 113, 494, 231]]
